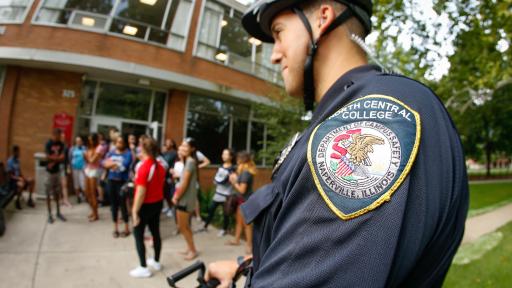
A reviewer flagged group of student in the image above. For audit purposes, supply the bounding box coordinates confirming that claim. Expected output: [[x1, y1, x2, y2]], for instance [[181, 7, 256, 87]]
[[5, 127, 258, 278], [128, 137, 258, 278]]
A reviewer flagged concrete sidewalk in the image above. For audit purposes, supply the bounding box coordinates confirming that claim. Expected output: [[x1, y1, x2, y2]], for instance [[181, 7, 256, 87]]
[[462, 202, 512, 244], [0, 198, 246, 288], [4, 195, 512, 288]]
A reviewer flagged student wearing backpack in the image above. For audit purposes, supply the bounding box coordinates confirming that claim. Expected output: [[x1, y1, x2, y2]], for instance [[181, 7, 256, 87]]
[[203, 148, 236, 236]]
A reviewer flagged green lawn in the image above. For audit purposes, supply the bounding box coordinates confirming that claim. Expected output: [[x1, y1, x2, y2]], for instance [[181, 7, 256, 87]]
[[444, 221, 512, 288], [469, 181, 512, 213]]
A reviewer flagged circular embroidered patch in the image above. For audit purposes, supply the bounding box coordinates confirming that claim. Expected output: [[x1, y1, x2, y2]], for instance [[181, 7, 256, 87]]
[[308, 95, 421, 220], [315, 121, 401, 199]]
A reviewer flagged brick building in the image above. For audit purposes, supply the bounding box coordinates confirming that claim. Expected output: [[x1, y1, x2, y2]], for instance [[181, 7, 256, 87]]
[[0, 0, 281, 189]]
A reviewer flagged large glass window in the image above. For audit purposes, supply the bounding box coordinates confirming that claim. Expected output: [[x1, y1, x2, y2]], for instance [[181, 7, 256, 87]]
[[195, 0, 282, 85], [0, 0, 34, 23], [187, 111, 229, 164], [95, 82, 152, 120], [77, 80, 166, 143], [78, 80, 96, 116], [35, 0, 114, 26], [186, 94, 268, 165], [151, 91, 167, 122], [34, 0, 194, 50]]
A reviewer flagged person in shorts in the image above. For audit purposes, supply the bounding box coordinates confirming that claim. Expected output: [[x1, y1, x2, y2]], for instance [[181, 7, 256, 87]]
[[69, 136, 86, 203], [172, 138, 200, 261], [45, 128, 66, 223], [84, 133, 102, 222]]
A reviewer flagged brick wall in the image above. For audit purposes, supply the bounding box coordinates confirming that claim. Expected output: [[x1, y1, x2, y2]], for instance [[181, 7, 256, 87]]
[[0, 66, 20, 161], [165, 90, 188, 143], [9, 67, 82, 179], [2, 64, 274, 192]]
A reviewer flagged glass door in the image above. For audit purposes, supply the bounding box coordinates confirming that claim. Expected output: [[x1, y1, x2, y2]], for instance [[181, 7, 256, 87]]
[[91, 116, 121, 135], [121, 122, 149, 138]]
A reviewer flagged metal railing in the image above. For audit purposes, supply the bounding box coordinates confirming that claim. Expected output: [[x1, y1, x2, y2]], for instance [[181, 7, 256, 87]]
[[34, 7, 186, 50]]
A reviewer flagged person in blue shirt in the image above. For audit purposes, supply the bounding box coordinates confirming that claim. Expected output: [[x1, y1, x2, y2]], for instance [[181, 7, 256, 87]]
[[206, 1, 469, 287], [69, 136, 86, 204], [103, 136, 133, 238], [7, 145, 35, 210]]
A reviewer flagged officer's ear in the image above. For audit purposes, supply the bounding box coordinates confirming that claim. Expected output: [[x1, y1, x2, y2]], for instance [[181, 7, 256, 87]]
[[316, 4, 336, 38]]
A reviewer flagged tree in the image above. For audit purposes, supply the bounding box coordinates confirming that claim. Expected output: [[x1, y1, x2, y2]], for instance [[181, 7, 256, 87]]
[[436, 0, 512, 176], [253, 92, 308, 165], [256, 1, 462, 162]]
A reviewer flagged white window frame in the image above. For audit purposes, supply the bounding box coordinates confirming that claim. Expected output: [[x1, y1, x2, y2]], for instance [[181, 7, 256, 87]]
[[184, 93, 270, 166], [77, 78, 168, 145], [0, 0, 36, 24], [30, 0, 195, 52]]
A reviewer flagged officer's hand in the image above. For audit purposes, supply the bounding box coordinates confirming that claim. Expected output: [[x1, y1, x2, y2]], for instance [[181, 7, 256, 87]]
[[205, 260, 238, 288]]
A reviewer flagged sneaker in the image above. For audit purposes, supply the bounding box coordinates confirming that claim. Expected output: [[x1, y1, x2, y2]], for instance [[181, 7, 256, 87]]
[[47, 215, 54, 224], [193, 227, 206, 233], [146, 258, 162, 271], [56, 213, 67, 222], [27, 199, 35, 208], [15, 200, 22, 210], [166, 210, 174, 218], [217, 229, 226, 237], [162, 207, 170, 214], [129, 266, 152, 278]]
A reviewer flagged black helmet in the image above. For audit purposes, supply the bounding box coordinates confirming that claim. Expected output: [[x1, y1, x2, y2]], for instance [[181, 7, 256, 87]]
[[242, 0, 373, 116], [242, 0, 372, 43]]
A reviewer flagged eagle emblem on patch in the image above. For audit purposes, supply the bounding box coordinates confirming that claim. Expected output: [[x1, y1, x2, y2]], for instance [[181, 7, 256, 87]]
[[308, 95, 421, 220]]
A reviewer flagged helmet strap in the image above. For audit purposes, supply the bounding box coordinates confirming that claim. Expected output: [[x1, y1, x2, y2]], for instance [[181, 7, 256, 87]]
[[292, 6, 355, 118]]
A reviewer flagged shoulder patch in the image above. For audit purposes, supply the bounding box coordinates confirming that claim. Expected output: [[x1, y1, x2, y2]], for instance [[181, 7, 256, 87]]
[[307, 95, 421, 220]]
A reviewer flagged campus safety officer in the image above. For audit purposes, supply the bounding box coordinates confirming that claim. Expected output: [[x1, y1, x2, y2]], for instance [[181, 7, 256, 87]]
[[207, 0, 469, 287]]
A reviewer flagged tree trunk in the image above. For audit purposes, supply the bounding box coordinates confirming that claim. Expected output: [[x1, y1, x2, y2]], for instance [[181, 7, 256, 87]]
[[485, 142, 492, 178]]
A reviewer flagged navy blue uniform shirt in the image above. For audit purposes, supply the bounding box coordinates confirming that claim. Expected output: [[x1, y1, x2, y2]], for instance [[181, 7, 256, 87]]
[[241, 65, 469, 288]]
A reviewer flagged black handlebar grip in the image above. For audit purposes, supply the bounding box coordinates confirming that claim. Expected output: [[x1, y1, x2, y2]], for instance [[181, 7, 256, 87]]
[[167, 261, 205, 287], [206, 279, 221, 288]]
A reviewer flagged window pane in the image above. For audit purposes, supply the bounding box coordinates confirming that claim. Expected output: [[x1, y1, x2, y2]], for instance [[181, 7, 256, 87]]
[[95, 82, 152, 120], [0, 0, 31, 22], [152, 91, 166, 123], [113, 0, 168, 28], [188, 95, 232, 115], [186, 111, 229, 164], [63, 0, 114, 14], [195, 0, 281, 85], [35, 0, 115, 24], [70, 12, 109, 30], [121, 122, 148, 137], [110, 18, 148, 39], [196, 1, 224, 59], [250, 121, 265, 165], [232, 118, 247, 153], [166, 0, 193, 50], [79, 80, 96, 116], [76, 117, 91, 137], [219, 10, 251, 58]]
